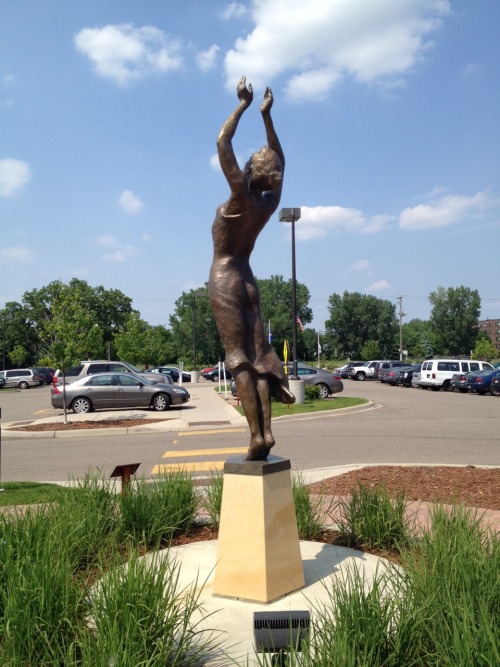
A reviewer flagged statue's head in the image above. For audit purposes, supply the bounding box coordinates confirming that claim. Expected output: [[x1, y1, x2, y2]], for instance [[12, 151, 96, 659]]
[[245, 147, 282, 193]]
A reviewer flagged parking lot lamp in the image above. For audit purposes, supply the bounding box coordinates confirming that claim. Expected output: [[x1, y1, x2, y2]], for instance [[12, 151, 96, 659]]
[[279, 208, 301, 379]]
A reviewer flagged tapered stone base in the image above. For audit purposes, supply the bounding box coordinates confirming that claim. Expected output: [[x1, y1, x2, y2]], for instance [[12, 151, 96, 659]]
[[213, 455, 305, 603]]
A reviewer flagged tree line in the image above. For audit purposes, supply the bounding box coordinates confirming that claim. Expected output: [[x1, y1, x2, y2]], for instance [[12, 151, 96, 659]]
[[0, 278, 496, 372]]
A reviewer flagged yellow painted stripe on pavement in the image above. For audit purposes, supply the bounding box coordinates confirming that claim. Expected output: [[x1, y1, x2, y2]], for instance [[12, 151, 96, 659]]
[[177, 428, 246, 437], [162, 447, 246, 458], [152, 461, 226, 474]]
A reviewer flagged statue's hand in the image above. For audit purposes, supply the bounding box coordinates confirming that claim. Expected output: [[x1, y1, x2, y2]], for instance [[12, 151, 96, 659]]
[[260, 87, 273, 114], [237, 76, 253, 107]]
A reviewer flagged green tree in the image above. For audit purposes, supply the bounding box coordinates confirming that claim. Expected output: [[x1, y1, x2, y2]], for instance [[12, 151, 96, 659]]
[[360, 339, 381, 361], [257, 275, 312, 359], [325, 292, 398, 359], [429, 286, 481, 356], [113, 315, 172, 367], [8, 345, 29, 367], [40, 287, 103, 370], [473, 336, 497, 361]]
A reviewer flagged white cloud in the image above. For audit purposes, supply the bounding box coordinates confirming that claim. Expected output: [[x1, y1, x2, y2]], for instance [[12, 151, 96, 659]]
[[196, 44, 220, 72], [141, 233, 152, 242], [350, 259, 371, 272], [0, 158, 32, 196], [0, 246, 34, 261], [366, 279, 391, 292], [221, 3, 248, 20], [224, 0, 450, 99], [118, 189, 144, 214], [399, 191, 492, 230], [101, 246, 135, 262], [74, 24, 183, 85], [95, 234, 118, 247], [295, 205, 394, 240]]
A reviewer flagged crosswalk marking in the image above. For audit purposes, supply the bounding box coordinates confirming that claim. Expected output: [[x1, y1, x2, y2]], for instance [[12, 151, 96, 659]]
[[162, 446, 246, 458], [152, 461, 226, 474]]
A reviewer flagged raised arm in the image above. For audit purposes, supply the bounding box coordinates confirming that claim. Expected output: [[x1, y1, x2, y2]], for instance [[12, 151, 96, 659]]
[[260, 87, 285, 172], [217, 76, 253, 191]]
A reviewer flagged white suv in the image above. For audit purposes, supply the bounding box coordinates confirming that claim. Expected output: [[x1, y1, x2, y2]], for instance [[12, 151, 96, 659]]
[[418, 359, 494, 391]]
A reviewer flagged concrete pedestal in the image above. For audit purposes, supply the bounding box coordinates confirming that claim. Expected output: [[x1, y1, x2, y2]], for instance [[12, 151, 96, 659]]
[[213, 455, 305, 603]]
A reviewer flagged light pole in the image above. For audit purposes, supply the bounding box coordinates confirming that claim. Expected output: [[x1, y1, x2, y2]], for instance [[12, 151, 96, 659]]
[[279, 208, 301, 379], [192, 289, 207, 370]]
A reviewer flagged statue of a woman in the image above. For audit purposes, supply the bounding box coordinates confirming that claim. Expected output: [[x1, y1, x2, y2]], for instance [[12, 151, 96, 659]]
[[209, 77, 295, 461]]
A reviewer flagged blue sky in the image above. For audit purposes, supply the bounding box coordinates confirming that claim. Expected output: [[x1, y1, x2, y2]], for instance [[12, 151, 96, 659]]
[[1, 0, 499, 330]]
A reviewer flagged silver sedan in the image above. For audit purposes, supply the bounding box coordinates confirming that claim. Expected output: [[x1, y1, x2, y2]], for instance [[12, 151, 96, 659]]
[[51, 372, 190, 414]]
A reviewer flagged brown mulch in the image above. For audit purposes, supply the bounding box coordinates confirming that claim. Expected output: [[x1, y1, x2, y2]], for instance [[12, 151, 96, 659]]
[[11, 418, 171, 431], [308, 465, 500, 510]]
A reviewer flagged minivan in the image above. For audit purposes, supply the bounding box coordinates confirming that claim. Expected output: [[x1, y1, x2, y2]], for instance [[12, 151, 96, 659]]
[[417, 359, 494, 391], [0, 368, 42, 389]]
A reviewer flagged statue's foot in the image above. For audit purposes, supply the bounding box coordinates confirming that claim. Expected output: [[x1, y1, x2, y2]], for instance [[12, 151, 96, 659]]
[[269, 379, 296, 405], [264, 431, 275, 447], [245, 443, 271, 461]]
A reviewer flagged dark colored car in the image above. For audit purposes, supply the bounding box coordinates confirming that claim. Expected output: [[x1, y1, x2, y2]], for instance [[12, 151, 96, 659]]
[[147, 366, 191, 383], [0, 376, 5, 389], [450, 372, 474, 393], [395, 366, 419, 387], [465, 368, 500, 395], [51, 372, 190, 413], [204, 367, 233, 382], [33, 367, 55, 384], [490, 376, 500, 396], [381, 366, 414, 385], [374, 360, 411, 380]]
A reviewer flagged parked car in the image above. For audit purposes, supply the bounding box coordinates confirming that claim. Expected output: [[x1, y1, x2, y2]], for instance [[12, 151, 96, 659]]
[[465, 368, 500, 395], [285, 364, 343, 398], [348, 360, 380, 381], [51, 372, 190, 413], [418, 359, 494, 391], [0, 368, 42, 389], [204, 366, 233, 382], [0, 375, 5, 389], [450, 372, 474, 393], [410, 363, 422, 387], [380, 365, 413, 385], [397, 366, 417, 387], [147, 366, 191, 383], [373, 360, 411, 380], [33, 367, 55, 384], [490, 376, 500, 396], [53, 361, 171, 386], [335, 364, 351, 379]]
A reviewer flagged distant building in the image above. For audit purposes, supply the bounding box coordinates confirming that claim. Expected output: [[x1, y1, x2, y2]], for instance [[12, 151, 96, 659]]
[[477, 319, 500, 352]]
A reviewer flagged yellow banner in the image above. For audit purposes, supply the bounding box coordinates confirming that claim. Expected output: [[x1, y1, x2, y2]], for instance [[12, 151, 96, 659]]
[[283, 339, 289, 373]]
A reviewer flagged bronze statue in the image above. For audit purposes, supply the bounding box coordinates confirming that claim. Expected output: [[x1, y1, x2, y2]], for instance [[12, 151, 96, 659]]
[[209, 76, 295, 461]]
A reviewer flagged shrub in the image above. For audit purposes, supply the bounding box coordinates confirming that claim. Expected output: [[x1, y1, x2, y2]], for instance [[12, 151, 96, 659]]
[[304, 384, 321, 400], [199, 469, 224, 528]]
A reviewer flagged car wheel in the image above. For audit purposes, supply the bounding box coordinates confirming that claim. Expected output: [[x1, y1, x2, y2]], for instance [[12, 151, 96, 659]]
[[211, 374, 219, 382], [18, 381, 29, 389], [442, 380, 452, 392], [72, 397, 92, 413], [459, 388, 468, 393], [355, 371, 365, 381], [152, 393, 171, 411], [476, 389, 487, 396], [317, 383, 330, 399], [490, 385, 500, 396]]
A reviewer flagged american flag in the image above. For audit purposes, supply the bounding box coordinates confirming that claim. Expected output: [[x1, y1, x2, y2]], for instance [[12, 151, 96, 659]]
[[296, 316, 305, 333]]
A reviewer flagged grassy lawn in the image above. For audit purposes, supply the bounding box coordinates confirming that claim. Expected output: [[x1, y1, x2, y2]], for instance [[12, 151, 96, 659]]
[[0, 481, 69, 506], [236, 396, 368, 418]]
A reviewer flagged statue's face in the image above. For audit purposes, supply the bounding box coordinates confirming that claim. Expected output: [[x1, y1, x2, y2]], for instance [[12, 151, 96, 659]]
[[245, 148, 282, 192]]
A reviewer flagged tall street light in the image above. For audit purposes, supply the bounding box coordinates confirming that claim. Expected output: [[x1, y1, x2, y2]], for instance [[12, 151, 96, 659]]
[[279, 208, 301, 380], [192, 289, 207, 370]]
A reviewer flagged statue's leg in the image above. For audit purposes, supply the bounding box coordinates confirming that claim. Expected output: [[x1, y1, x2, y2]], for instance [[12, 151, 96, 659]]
[[256, 376, 274, 448], [234, 370, 270, 461]]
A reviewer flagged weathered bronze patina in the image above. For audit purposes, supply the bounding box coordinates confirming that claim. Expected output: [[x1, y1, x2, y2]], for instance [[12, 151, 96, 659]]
[[208, 76, 295, 461]]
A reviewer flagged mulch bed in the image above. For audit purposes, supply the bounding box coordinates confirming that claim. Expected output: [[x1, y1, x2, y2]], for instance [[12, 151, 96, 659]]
[[10, 418, 171, 431], [308, 465, 500, 510]]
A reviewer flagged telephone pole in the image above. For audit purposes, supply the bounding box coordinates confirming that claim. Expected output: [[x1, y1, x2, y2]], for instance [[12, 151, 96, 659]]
[[397, 296, 406, 361]]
